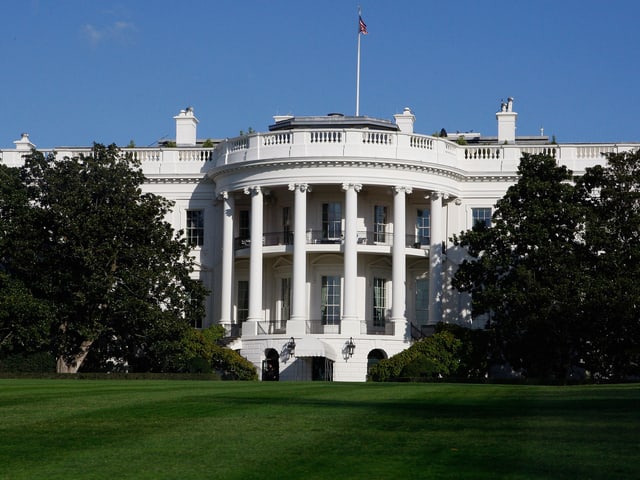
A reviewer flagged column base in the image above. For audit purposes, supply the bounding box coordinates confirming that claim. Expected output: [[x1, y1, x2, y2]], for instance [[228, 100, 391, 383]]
[[286, 318, 306, 336], [340, 317, 361, 336], [391, 317, 409, 339]]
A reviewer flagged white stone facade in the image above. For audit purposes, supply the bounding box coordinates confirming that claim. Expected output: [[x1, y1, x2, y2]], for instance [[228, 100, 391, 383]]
[[2, 102, 637, 381]]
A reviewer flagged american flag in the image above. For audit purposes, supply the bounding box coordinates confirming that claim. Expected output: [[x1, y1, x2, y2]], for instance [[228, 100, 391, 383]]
[[359, 15, 368, 35]]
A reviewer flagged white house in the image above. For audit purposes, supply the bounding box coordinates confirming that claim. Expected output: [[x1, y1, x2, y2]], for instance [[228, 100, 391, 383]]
[[2, 101, 636, 381]]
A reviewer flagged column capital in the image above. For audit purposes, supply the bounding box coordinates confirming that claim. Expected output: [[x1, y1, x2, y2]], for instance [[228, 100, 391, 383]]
[[426, 191, 444, 201], [393, 185, 413, 195], [342, 182, 362, 193], [243, 185, 261, 196], [217, 190, 229, 200], [288, 183, 312, 193]]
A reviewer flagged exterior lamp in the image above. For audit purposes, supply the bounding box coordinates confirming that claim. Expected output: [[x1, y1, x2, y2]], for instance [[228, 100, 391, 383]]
[[346, 337, 356, 358], [287, 337, 296, 356]]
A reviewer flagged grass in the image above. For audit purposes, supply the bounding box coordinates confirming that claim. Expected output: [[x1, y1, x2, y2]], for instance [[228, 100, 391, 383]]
[[0, 380, 639, 479]]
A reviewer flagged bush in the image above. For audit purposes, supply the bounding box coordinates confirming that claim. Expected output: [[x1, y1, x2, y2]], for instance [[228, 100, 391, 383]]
[[0, 351, 56, 373], [211, 346, 257, 380], [369, 324, 491, 382], [181, 326, 257, 380]]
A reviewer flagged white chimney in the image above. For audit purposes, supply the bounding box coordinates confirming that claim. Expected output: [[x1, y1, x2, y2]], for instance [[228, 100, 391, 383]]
[[14, 133, 35, 151], [174, 107, 198, 146], [496, 97, 517, 144], [394, 107, 415, 134]]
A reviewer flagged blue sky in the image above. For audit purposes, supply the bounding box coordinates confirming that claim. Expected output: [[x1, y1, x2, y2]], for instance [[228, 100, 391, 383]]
[[2, 0, 639, 148]]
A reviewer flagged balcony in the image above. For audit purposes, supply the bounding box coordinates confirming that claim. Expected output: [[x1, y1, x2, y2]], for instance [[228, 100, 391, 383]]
[[234, 231, 430, 251]]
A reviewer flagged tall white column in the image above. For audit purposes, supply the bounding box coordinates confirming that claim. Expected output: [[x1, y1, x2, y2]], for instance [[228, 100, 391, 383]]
[[341, 183, 361, 335], [218, 191, 234, 331], [392, 186, 412, 338], [244, 186, 263, 333], [287, 183, 310, 336], [428, 192, 444, 325]]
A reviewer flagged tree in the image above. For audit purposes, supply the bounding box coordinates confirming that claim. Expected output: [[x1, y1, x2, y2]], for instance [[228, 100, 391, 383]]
[[1, 144, 206, 373], [452, 154, 588, 379], [577, 150, 640, 379]]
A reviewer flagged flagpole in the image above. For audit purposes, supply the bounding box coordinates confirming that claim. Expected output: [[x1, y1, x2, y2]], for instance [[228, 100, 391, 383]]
[[356, 7, 366, 116], [356, 28, 361, 116]]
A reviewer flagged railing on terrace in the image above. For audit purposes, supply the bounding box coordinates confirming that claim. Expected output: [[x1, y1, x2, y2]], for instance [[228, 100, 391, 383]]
[[306, 320, 341, 334], [2, 137, 635, 171], [306, 229, 342, 245], [234, 232, 293, 250], [257, 320, 287, 335], [406, 234, 429, 249], [361, 321, 394, 336], [357, 230, 392, 246]]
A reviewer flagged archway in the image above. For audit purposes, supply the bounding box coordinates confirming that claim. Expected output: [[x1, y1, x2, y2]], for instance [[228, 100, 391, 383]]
[[367, 349, 387, 378]]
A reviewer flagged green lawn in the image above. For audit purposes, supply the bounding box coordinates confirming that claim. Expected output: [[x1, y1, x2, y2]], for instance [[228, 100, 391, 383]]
[[0, 380, 638, 479]]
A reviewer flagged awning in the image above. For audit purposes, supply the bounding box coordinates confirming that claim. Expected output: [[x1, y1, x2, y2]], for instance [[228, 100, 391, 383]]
[[294, 337, 337, 362]]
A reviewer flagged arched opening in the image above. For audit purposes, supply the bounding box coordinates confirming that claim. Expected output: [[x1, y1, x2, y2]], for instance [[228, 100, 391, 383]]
[[367, 349, 387, 378], [262, 348, 280, 381]]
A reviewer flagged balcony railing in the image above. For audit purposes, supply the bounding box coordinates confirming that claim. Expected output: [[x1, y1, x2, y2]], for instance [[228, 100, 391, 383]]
[[406, 234, 430, 249], [305, 320, 341, 334], [306, 229, 342, 244], [235, 231, 429, 250], [361, 321, 395, 335], [256, 320, 287, 335]]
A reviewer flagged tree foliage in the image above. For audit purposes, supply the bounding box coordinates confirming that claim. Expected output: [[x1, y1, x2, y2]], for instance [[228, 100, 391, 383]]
[[0, 144, 207, 373], [453, 152, 640, 380], [576, 150, 640, 378]]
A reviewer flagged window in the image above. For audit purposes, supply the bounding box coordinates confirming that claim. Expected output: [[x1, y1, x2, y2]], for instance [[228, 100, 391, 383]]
[[321, 275, 341, 325], [282, 207, 292, 244], [186, 210, 204, 247], [416, 209, 430, 246], [322, 203, 342, 240], [373, 277, 387, 327], [280, 277, 291, 321], [472, 207, 492, 228], [374, 206, 387, 243], [415, 278, 429, 326], [239, 210, 250, 239], [237, 280, 249, 323]]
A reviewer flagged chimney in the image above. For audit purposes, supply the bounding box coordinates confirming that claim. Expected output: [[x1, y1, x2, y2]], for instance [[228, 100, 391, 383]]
[[14, 133, 35, 151], [496, 97, 517, 144], [394, 107, 415, 134], [174, 107, 198, 146]]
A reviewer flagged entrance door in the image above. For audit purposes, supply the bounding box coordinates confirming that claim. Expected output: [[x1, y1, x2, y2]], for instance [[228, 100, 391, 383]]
[[312, 357, 334, 381]]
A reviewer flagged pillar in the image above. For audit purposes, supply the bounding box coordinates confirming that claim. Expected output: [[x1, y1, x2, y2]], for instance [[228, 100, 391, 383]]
[[341, 183, 361, 335], [392, 186, 412, 338], [218, 191, 234, 331], [428, 192, 443, 325], [287, 183, 310, 335], [244, 186, 263, 334]]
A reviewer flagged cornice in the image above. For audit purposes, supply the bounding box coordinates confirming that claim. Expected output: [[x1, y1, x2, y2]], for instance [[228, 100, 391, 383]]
[[144, 175, 212, 185], [207, 157, 518, 183]]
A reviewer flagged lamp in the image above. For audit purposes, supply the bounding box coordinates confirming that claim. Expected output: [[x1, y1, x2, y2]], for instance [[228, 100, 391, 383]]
[[346, 337, 356, 358], [286, 337, 296, 356]]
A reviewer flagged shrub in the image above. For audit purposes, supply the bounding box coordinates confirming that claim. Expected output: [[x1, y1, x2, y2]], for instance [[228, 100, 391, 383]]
[[0, 351, 56, 373], [369, 330, 462, 381]]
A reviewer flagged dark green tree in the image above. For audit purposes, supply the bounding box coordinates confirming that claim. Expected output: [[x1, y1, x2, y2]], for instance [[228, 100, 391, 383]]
[[452, 154, 588, 379], [577, 150, 640, 379], [2, 144, 206, 372]]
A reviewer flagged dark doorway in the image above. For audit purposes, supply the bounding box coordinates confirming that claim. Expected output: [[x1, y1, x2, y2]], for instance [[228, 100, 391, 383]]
[[312, 357, 334, 381], [262, 348, 280, 381], [367, 349, 387, 378]]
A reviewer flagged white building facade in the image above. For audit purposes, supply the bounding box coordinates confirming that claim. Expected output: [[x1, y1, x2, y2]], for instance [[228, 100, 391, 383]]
[[2, 102, 637, 381]]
